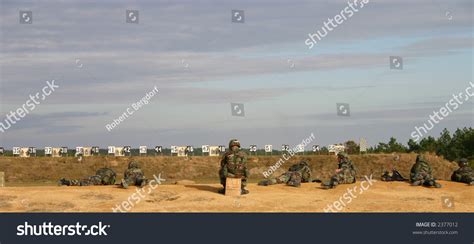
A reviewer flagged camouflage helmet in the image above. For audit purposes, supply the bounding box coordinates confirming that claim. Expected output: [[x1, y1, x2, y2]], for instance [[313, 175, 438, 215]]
[[128, 161, 140, 169], [416, 154, 426, 163], [228, 139, 241, 148], [299, 160, 309, 167], [458, 158, 468, 167], [337, 152, 348, 159]]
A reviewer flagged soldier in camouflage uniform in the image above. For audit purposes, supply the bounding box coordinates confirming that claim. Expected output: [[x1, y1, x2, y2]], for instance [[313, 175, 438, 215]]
[[451, 158, 474, 185], [120, 161, 148, 189], [219, 139, 249, 195], [258, 160, 312, 187], [321, 152, 357, 189], [59, 168, 116, 186], [410, 155, 441, 188]]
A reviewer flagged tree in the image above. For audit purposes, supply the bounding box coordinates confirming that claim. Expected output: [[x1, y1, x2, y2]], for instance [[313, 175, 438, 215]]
[[448, 127, 474, 160], [387, 137, 407, 153], [436, 128, 452, 159], [419, 136, 437, 152], [344, 140, 359, 154], [407, 139, 420, 153]]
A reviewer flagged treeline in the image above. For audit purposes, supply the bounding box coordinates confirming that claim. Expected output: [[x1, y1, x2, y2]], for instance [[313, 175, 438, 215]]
[[343, 127, 473, 162]]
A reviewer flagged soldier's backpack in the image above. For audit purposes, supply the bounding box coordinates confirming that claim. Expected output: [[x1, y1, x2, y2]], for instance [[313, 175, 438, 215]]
[[288, 161, 312, 183], [96, 168, 117, 185]]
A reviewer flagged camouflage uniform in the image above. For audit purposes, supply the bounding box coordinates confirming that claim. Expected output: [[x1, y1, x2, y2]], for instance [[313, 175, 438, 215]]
[[258, 161, 312, 187], [321, 152, 356, 189], [410, 155, 441, 188], [59, 168, 116, 186], [451, 158, 473, 185], [381, 169, 407, 181], [219, 139, 249, 194], [120, 161, 148, 189]]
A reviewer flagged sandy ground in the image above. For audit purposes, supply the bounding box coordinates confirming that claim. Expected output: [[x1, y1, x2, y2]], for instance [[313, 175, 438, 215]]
[[0, 181, 472, 212]]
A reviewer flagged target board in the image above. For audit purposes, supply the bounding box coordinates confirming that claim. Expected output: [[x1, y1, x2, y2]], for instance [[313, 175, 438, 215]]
[[139, 146, 147, 155], [19, 148, 29, 158], [177, 146, 187, 157], [209, 146, 220, 157], [171, 146, 178, 155], [52, 148, 62, 157]]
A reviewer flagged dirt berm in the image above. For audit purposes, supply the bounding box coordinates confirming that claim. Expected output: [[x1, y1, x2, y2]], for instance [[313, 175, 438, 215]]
[[0, 154, 458, 185]]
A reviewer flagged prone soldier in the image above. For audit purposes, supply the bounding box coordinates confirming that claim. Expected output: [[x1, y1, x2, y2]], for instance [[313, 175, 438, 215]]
[[258, 160, 312, 187], [59, 168, 116, 186]]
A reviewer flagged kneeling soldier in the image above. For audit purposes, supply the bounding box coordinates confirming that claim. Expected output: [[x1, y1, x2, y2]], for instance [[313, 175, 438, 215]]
[[120, 161, 148, 189], [451, 158, 473, 186], [410, 155, 441, 188], [321, 152, 357, 189]]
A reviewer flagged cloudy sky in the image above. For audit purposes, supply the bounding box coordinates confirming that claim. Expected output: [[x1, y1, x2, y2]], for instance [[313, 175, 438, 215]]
[[0, 0, 472, 149]]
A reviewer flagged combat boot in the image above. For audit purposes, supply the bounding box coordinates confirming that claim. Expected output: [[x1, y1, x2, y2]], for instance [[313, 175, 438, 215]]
[[287, 180, 301, 187], [218, 188, 225, 194], [121, 179, 129, 189], [425, 180, 434, 187], [241, 188, 249, 195], [321, 181, 334, 189], [381, 171, 391, 181], [425, 180, 440, 188], [411, 180, 422, 186], [139, 180, 147, 188], [58, 178, 70, 186], [258, 180, 271, 186]]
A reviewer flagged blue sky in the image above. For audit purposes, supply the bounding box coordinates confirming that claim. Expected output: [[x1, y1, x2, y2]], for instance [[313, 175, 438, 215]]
[[0, 0, 472, 149]]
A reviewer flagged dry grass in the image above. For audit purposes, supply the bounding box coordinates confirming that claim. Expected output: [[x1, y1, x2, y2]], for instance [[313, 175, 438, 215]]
[[0, 153, 458, 185]]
